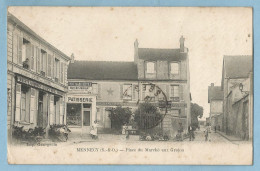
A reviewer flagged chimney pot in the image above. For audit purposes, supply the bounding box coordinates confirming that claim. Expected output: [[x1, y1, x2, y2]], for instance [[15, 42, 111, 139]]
[[180, 36, 185, 52], [71, 53, 75, 63], [211, 83, 214, 87]]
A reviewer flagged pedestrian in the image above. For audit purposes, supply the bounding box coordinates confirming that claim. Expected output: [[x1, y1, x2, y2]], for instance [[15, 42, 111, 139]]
[[178, 123, 184, 141], [188, 124, 193, 141], [214, 125, 217, 133], [205, 126, 209, 141], [90, 120, 98, 140]]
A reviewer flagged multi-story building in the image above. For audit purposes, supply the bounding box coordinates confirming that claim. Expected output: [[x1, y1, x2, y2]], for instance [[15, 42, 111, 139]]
[[7, 13, 71, 141], [67, 36, 191, 138], [221, 55, 253, 140], [208, 83, 224, 131]]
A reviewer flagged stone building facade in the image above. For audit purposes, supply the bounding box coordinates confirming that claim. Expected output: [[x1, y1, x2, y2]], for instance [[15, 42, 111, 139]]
[[221, 55, 253, 140], [7, 13, 70, 141], [67, 36, 191, 138], [208, 83, 224, 131]]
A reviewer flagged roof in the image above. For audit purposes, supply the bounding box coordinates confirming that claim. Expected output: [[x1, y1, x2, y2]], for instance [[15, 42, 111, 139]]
[[208, 86, 223, 103], [7, 13, 70, 61], [138, 48, 185, 61], [223, 55, 252, 78], [67, 61, 138, 80]]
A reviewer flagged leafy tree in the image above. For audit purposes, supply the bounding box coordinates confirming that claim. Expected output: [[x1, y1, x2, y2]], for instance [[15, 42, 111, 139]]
[[134, 102, 162, 130], [108, 106, 132, 130], [191, 103, 203, 128]]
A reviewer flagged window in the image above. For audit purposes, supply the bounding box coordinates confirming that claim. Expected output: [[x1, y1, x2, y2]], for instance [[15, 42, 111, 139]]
[[123, 84, 132, 100], [20, 85, 30, 123], [47, 54, 52, 78], [170, 62, 179, 75], [142, 84, 155, 101], [146, 62, 155, 74], [55, 58, 60, 80], [40, 50, 47, 76], [170, 85, 179, 101], [31, 45, 35, 71], [22, 38, 30, 69]]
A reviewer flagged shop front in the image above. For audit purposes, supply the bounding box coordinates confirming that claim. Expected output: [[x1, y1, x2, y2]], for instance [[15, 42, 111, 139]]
[[66, 95, 96, 135], [14, 74, 66, 130]]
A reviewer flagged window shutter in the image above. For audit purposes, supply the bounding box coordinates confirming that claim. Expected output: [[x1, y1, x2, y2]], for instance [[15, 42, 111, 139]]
[[18, 37, 23, 65], [13, 34, 18, 64], [60, 62, 64, 83], [31, 45, 35, 70], [49, 95, 54, 125], [179, 85, 184, 101], [26, 43, 31, 66], [98, 84, 101, 99], [30, 88, 36, 123], [47, 54, 52, 77], [52, 55, 55, 79], [60, 98, 64, 124], [36, 47, 40, 73], [120, 84, 123, 99], [15, 84, 21, 121]]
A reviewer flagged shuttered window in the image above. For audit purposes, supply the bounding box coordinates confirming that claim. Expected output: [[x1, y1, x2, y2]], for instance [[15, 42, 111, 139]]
[[31, 45, 35, 71], [170, 85, 180, 102], [60, 98, 64, 124], [47, 54, 52, 77], [60, 62, 64, 83], [13, 34, 18, 64], [30, 88, 36, 123], [15, 84, 21, 121], [36, 47, 41, 73], [49, 95, 55, 125], [18, 36, 23, 65]]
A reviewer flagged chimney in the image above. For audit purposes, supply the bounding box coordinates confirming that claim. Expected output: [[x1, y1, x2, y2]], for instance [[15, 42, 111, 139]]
[[179, 36, 185, 52], [134, 39, 139, 63], [211, 83, 214, 87], [71, 53, 74, 63]]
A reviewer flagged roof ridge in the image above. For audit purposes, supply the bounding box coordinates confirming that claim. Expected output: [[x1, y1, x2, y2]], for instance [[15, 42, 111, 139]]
[[73, 60, 135, 63]]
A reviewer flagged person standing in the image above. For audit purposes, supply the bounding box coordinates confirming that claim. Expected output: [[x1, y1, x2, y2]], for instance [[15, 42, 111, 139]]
[[90, 120, 98, 140], [188, 124, 193, 141], [205, 126, 209, 141], [178, 123, 184, 141]]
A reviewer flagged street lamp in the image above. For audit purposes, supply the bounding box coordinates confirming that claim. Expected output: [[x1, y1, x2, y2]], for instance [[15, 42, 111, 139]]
[[239, 83, 249, 95]]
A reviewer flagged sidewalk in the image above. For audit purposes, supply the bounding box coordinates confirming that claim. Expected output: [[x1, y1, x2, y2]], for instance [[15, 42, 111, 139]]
[[216, 130, 242, 142]]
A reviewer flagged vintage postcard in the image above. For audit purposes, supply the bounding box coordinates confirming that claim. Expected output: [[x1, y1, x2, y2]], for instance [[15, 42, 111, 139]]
[[6, 7, 253, 165]]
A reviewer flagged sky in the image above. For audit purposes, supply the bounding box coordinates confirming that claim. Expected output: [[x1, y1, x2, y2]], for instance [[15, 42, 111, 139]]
[[8, 7, 252, 119]]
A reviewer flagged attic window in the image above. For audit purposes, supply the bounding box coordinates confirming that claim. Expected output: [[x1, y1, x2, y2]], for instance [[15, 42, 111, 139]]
[[146, 62, 155, 74]]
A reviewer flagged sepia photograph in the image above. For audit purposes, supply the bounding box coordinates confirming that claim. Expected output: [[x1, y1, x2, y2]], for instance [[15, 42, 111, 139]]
[[6, 7, 253, 165]]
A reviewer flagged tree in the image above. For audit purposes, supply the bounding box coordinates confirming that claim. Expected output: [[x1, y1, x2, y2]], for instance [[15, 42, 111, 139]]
[[108, 106, 132, 130], [134, 102, 162, 131], [191, 103, 203, 128]]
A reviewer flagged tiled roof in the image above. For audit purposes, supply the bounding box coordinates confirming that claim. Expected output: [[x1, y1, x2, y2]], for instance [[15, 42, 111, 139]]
[[208, 86, 223, 103], [138, 48, 184, 61], [223, 55, 252, 78], [67, 61, 138, 80]]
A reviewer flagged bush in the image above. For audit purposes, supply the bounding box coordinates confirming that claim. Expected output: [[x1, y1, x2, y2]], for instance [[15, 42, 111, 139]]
[[108, 107, 132, 131]]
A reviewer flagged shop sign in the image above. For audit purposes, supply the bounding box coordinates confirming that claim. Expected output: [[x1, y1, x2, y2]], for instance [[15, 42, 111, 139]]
[[67, 96, 93, 103], [68, 82, 92, 93], [96, 102, 137, 107], [17, 75, 63, 96]]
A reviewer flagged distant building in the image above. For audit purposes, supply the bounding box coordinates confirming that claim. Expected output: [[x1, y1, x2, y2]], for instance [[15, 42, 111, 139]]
[[221, 55, 253, 140], [208, 83, 223, 131], [67, 36, 191, 138], [7, 13, 71, 141]]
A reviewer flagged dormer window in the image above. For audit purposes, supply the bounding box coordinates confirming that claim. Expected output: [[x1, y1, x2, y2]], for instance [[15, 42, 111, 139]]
[[146, 62, 155, 74], [170, 62, 179, 75]]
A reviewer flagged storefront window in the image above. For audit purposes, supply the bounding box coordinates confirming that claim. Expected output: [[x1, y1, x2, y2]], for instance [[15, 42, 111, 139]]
[[67, 103, 82, 126]]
